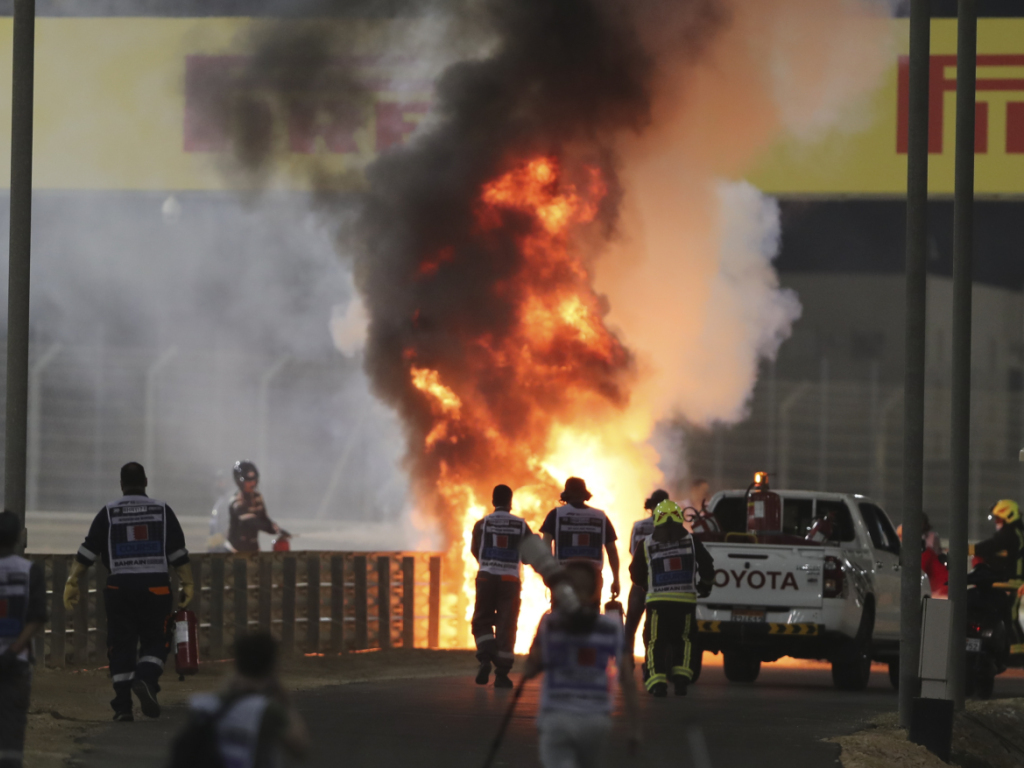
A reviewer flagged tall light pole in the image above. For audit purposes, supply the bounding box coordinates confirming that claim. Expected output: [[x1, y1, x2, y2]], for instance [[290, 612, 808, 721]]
[[4, 0, 36, 553], [947, 0, 978, 711], [899, 0, 929, 727]]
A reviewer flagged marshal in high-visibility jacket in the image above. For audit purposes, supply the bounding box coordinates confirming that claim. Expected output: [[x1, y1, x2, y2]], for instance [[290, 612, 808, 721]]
[[628, 500, 715, 697], [974, 499, 1024, 585], [65, 462, 193, 721]]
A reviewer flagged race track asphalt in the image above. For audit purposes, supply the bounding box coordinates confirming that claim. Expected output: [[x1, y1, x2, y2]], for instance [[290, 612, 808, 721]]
[[69, 659, 1024, 768]]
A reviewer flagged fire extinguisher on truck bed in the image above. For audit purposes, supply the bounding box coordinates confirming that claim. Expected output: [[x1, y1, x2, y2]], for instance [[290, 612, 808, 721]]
[[174, 609, 199, 680], [746, 471, 782, 534]]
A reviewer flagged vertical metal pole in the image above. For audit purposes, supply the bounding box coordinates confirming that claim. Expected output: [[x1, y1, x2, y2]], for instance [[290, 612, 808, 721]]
[[4, 0, 36, 553], [947, 0, 976, 712], [818, 358, 829, 490], [899, 0, 930, 727]]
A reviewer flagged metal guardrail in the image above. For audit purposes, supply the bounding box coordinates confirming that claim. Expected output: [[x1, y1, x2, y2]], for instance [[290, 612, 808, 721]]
[[32, 551, 445, 668]]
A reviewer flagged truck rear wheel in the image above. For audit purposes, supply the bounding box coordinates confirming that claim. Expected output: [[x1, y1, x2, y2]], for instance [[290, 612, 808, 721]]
[[723, 650, 761, 683]]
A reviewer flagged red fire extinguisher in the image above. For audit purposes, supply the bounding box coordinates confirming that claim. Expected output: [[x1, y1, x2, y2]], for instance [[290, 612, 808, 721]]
[[272, 530, 292, 552], [746, 471, 782, 534], [174, 609, 199, 680]]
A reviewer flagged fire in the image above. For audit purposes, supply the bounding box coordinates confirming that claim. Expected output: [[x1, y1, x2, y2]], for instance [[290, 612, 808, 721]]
[[405, 155, 661, 652]]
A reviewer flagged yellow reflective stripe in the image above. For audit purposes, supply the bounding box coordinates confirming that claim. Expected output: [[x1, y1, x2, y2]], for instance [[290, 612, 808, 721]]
[[697, 620, 721, 633], [767, 623, 819, 636], [645, 673, 667, 691], [646, 609, 658, 678], [645, 593, 696, 604], [680, 613, 692, 679]]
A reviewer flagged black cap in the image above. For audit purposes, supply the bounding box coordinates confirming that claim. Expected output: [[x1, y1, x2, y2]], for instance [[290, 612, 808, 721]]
[[560, 477, 592, 502], [492, 484, 513, 508], [0, 509, 20, 548], [120, 462, 147, 489]]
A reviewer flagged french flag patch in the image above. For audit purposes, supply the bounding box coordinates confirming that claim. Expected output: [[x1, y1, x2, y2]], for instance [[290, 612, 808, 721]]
[[666, 557, 682, 571], [494, 535, 509, 548], [127, 525, 149, 542], [573, 533, 591, 547]]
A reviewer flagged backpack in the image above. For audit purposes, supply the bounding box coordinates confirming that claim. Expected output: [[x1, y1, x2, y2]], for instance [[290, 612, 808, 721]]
[[167, 693, 249, 768]]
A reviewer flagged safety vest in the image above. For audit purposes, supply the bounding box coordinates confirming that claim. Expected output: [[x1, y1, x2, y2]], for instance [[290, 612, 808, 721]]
[[552, 505, 608, 563], [190, 693, 280, 768], [106, 495, 170, 576], [477, 510, 528, 579], [0, 555, 32, 661], [538, 613, 622, 717], [643, 535, 697, 604], [630, 518, 654, 556]]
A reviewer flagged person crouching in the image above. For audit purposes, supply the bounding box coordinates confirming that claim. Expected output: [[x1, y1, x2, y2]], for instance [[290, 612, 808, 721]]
[[524, 559, 640, 768]]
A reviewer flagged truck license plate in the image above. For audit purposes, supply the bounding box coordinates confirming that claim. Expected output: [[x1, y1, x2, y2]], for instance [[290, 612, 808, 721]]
[[966, 638, 982, 653], [732, 608, 766, 623]]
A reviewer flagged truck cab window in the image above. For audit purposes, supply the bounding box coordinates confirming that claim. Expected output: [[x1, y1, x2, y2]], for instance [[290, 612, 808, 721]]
[[814, 500, 856, 542], [710, 496, 747, 534], [858, 502, 901, 556]]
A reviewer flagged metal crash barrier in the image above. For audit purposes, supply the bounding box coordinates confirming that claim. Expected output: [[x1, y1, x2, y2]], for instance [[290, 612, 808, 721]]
[[30, 551, 444, 668]]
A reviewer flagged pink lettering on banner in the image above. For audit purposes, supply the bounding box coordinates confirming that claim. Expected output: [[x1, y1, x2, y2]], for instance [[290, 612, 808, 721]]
[[183, 55, 433, 155]]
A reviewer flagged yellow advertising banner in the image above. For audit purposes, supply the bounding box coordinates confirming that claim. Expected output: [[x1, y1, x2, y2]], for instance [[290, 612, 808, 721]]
[[747, 18, 1024, 197], [0, 17, 1018, 194]]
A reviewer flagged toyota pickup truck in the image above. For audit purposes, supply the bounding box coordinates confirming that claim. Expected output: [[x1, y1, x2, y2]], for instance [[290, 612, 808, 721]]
[[691, 484, 923, 691]]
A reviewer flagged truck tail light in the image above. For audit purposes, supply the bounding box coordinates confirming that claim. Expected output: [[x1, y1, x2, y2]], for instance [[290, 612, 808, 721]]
[[823, 555, 844, 598]]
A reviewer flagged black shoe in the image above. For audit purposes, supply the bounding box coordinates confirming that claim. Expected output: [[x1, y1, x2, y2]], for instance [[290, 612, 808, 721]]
[[112, 710, 134, 722], [494, 672, 514, 689], [132, 679, 161, 719], [475, 662, 491, 686], [673, 677, 688, 696], [650, 682, 668, 698]]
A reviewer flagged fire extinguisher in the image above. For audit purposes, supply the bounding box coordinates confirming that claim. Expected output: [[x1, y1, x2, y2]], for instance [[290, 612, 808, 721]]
[[272, 530, 292, 552], [174, 609, 199, 680], [746, 471, 782, 534]]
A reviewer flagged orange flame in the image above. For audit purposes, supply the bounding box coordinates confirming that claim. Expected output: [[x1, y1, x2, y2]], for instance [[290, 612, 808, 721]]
[[408, 156, 659, 652]]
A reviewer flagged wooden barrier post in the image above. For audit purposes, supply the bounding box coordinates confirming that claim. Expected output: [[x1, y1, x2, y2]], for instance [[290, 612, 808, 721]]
[[306, 554, 320, 653], [95, 563, 107, 661], [402, 556, 414, 649], [73, 578, 88, 666], [378, 556, 390, 650], [191, 555, 203, 656], [50, 556, 67, 667], [330, 555, 344, 653], [428, 556, 441, 649], [210, 556, 225, 659], [234, 557, 247, 642], [354, 555, 367, 650], [281, 556, 296, 654], [258, 555, 272, 633]]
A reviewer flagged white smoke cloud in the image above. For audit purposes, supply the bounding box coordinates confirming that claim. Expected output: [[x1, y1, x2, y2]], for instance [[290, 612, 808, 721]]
[[597, 0, 892, 455]]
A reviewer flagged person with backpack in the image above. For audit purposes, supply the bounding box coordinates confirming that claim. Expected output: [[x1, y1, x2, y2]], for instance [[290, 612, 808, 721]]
[[169, 633, 308, 768]]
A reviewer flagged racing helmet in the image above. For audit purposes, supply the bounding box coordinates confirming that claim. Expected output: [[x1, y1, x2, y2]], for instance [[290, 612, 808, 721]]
[[653, 500, 685, 527], [233, 460, 260, 489], [990, 499, 1020, 525]]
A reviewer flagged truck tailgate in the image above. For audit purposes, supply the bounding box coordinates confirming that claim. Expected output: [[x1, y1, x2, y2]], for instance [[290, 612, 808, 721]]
[[703, 543, 826, 608]]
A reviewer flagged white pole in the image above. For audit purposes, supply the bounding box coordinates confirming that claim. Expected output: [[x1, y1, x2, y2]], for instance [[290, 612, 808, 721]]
[[143, 346, 178, 480], [257, 355, 289, 472], [26, 342, 60, 513], [779, 381, 811, 489]]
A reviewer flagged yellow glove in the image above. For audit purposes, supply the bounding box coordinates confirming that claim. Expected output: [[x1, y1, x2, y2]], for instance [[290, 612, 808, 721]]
[[63, 561, 89, 610], [175, 562, 195, 608]]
